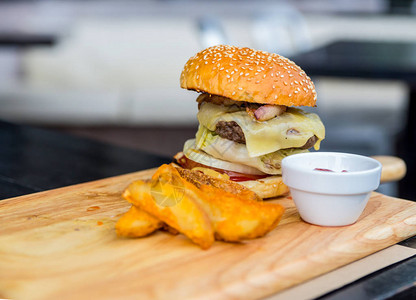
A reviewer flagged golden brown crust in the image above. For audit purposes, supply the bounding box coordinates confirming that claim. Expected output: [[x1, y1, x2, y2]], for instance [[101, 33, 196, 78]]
[[238, 175, 289, 199], [115, 205, 163, 238], [181, 45, 316, 107], [174, 165, 262, 202]]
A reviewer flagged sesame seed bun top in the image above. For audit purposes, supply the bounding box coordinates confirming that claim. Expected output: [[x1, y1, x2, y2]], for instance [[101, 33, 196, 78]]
[[180, 45, 317, 107]]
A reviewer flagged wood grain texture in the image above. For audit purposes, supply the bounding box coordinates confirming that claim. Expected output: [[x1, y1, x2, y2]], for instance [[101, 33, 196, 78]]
[[372, 155, 407, 183], [0, 168, 415, 300]]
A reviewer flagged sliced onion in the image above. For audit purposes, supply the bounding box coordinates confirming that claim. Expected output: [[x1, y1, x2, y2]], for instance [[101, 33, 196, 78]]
[[183, 139, 266, 175]]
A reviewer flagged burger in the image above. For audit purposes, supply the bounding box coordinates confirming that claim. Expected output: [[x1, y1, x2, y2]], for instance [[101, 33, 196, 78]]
[[175, 45, 325, 198]]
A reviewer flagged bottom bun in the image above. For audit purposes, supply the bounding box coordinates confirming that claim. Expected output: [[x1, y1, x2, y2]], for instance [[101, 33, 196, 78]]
[[238, 176, 289, 199]]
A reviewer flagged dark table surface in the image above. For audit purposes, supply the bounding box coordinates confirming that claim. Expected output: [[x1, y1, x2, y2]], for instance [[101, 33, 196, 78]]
[[0, 120, 170, 199], [0, 120, 415, 299], [291, 40, 416, 201]]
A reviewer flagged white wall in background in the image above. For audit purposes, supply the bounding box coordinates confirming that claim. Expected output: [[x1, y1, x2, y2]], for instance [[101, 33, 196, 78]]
[[3, 18, 200, 125], [0, 13, 415, 125]]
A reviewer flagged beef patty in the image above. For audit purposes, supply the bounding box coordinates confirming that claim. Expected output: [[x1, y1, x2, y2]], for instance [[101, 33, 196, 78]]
[[215, 121, 317, 150], [215, 121, 246, 144]]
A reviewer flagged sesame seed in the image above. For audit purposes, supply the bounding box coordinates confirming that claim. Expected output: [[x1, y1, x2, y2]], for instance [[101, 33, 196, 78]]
[[281, 75, 284, 78], [294, 90, 298, 94], [238, 87, 243, 90], [284, 82, 288, 86], [195, 65, 199, 70], [289, 94, 292, 97], [275, 95, 278, 99], [232, 91, 236, 95]]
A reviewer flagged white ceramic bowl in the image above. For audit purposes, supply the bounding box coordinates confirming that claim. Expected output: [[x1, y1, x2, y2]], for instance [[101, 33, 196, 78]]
[[282, 152, 382, 226]]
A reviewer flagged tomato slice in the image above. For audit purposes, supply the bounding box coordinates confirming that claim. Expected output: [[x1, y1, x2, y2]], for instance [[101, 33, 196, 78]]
[[175, 154, 269, 182]]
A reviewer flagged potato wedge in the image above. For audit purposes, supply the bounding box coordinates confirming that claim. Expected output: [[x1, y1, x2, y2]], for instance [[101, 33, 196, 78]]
[[170, 164, 284, 241], [156, 164, 284, 242], [123, 169, 214, 249], [196, 185, 284, 242], [116, 205, 162, 238], [120, 164, 285, 248]]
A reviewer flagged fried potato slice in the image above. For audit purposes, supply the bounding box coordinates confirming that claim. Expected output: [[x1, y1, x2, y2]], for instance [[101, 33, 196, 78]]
[[155, 164, 284, 242], [195, 185, 284, 242], [123, 166, 214, 249], [120, 164, 284, 248], [174, 165, 262, 202], [116, 205, 163, 238]]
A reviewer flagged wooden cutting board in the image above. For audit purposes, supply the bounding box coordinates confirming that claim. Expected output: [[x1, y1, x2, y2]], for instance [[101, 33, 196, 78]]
[[1, 168, 416, 300]]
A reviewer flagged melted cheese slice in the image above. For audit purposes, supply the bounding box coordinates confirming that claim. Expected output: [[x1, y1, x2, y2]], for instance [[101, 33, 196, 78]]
[[197, 102, 325, 157]]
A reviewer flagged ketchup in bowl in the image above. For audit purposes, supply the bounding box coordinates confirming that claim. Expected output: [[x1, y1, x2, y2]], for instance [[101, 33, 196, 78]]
[[314, 168, 348, 172]]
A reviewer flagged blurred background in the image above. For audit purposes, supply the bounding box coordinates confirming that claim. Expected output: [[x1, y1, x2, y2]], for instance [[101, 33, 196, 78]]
[[0, 0, 415, 198]]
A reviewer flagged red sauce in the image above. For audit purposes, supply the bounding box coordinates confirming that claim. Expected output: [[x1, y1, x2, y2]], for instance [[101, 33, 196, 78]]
[[314, 168, 334, 172], [314, 168, 348, 173], [176, 154, 269, 182]]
